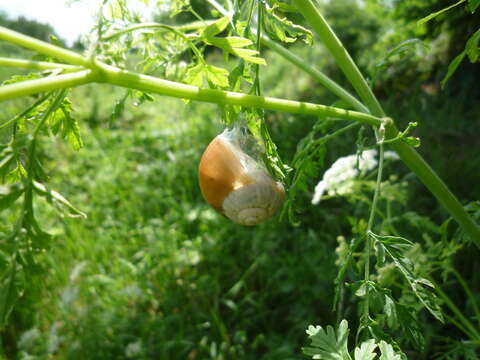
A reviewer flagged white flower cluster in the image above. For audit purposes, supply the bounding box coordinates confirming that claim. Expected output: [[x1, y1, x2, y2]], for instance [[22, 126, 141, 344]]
[[311, 149, 399, 205]]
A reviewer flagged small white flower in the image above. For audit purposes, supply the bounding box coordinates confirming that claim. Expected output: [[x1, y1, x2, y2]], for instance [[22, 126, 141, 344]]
[[384, 150, 400, 160], [311, 149, 398, 205]]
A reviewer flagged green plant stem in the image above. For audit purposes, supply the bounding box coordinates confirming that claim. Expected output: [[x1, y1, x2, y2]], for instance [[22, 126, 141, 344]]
[[259, 34, 369, 113], [32, 90, 66, 139], [0, 70, 96, 101], [292, 0, 384, 116], [0, 57, 80, 71], [102, 23, 205, 64], [444, 313, 478, 341], [450, 268, 480, 325], [432, 279, 480, 340], [363, 144, 385, 324], [0, 27, 381, 127], [96, 62, 381, 125], [0, 63, 381, 126], [387, 135, 480, 243], [0, 26, 90, 67], [102, 21, 211, 41], [0, 93, 51, 130], [293, 0, 480, 244]]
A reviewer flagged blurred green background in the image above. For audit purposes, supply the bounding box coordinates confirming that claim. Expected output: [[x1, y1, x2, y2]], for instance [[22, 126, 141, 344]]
[[0, 0, 479, 358]]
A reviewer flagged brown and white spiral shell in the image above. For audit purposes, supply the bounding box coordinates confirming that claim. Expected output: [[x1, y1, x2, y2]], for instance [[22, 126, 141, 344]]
[[198, 131, 285, 226]]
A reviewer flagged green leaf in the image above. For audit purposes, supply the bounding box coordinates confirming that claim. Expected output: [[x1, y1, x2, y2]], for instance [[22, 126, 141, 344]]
[[0, 153, 15, 180], [184, 63, 206, 88], [205, 37, 267, 65], [2, 72, 42, 86], [354, 339, 377, 360], [111, 92, 129, 122], [383, 294, 397, 328], [417, 0, 466, 25], [210, 36, 252, 48], [201, 16, 230, 38], [441, 51, 466, 88], [276, 3, 300, 13], [468, 0, 480, 12], [303, 320, 352, 360], [378, 341, 402, 360], [0, 183, 24, 212], [168, 0, 189, 16], [395, 304, 425, 351], [441, 29, 479, 87], [262, 3, 313, 45], [33, 181, 87, 219], [465, 28, 480, 62], [205, 65, 230, 88], [62, 106, 83, 151], [5, 164, 28, 183], [370, 232, 444, 323], [0, 255, 25, 329], [45, 95, 83, 150]]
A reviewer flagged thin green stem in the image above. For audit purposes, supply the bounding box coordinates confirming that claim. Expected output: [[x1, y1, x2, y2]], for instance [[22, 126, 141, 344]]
[[363, 144, 384, 323], [386, 199, 400, 236], [432, 279, 480, 341], [450, 268, 480, 325], [367, 144, 385, 231], [292, 0, 384, 117], [0, 57, 80, 71], [254, 4, 263, 96], [0, 93, 51, 130], [32, 90, 66, 139], [259, 34, 369, 113], [104, 23, 205, 64], [102, 22, 205, 41], [207, 0, 233, 17], [0, 70, 97, 101], [444, 313, 478, 341], [0, 26, 90, 67]]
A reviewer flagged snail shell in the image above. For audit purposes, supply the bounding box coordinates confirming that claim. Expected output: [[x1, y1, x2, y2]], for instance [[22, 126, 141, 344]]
[[198, 131, 285, 226]]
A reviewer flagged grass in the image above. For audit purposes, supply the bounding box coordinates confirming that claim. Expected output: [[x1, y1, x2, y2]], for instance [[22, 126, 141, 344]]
[[2, 83, 342, 358]]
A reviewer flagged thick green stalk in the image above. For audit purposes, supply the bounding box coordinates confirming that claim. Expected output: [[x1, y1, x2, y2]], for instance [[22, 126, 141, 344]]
[[0, 70, 96, 101], [95, 62, 381, 126], [0, 26, 379, 127], [293, 0, 480, 243], [388, 136, 480, 242], [0, 26, 90, 67], [0, 63, 381, 126]]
